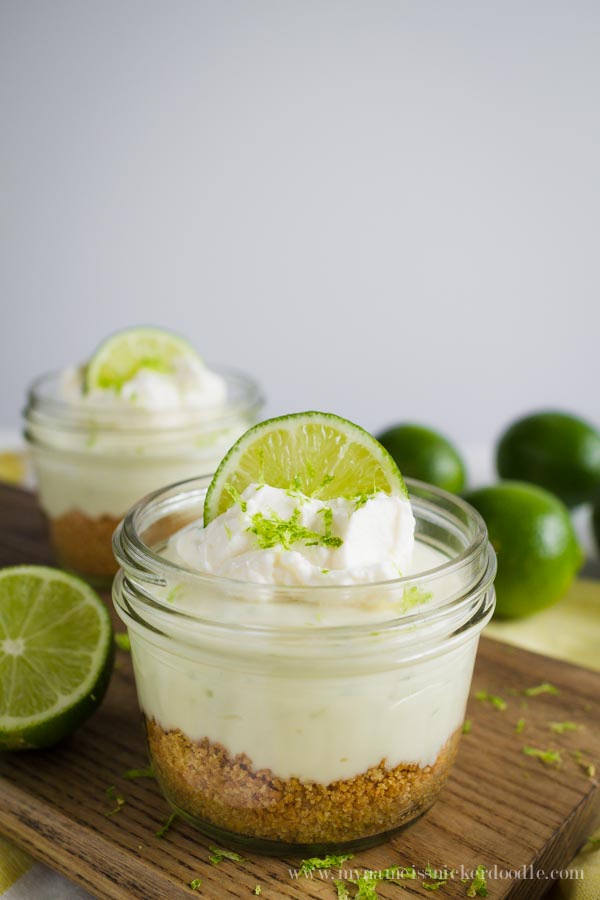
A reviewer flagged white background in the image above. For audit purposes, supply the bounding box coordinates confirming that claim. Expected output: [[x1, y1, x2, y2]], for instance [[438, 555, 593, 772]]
[[1, 1, 599, 458]]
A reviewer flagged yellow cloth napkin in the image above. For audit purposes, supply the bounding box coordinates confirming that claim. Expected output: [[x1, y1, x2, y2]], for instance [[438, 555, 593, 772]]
[[0, 837, 33, 893]]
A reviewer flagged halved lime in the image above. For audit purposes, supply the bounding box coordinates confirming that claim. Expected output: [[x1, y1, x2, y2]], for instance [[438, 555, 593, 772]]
[[204, 411, 407, 524], [85, 326, 202, 392], [0, 566, 114, 750]]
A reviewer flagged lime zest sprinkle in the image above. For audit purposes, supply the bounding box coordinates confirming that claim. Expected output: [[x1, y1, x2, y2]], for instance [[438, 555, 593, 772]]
[[208, 846, 248, 866], [123, 766, 154, 780], [462, 720, 472, 735], [423, 864, 456, 890], [348, 875, 379, 898], [190, 877, 202, 891], [475, 690, 507, 711], [334, 881, 351, 900], [571, 750, 596, 777], [524, 682, 559, 696], [523, 746, 562, 767], [166, 584, 184, 604], [466, 864, 489, 897], [247, 507, 343, 551], [114, 633, 130, 652], [396, 586, 432, 613], [155, 812, 177, 838], [298, 854, 354, 876], [515, 718, 526, 734], [225, 483, 247, 512], [105, 786, 125, 816], [352, 490, 378, 510], [224, 524, 232, 540], [549, 721, 580, 733], [253, 887, 262, 896]]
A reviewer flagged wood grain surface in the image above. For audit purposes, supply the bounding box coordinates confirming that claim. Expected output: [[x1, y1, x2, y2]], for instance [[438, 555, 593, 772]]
[[0, 483, 599, 899]]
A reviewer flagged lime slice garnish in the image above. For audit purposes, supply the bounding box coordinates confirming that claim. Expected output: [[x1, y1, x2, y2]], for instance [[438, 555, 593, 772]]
[[85, 326, 202, 393], [204, 411, 407, 525], [0, 566, 114, 750]]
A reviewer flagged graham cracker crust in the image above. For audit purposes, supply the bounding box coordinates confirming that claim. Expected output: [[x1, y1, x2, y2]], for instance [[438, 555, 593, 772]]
[[49, 509, 121, 579], [146, 718, 461, 845]]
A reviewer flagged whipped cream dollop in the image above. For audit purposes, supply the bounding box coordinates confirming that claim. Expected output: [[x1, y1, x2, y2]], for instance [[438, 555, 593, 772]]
[[168, 483, 416, 585], [58, 356, 227, 411]]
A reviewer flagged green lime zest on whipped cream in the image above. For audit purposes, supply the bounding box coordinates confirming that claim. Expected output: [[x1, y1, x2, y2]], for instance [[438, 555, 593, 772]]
[[247, 505, 343, 552]]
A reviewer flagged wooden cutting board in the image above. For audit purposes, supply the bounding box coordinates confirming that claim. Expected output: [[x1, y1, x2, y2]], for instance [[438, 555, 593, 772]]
[[0, 483, 599, 900]]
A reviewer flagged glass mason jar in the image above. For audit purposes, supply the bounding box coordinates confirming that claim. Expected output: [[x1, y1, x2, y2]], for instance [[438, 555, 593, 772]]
[[24, 369, 263, 586], [113, 476, 496, 854]]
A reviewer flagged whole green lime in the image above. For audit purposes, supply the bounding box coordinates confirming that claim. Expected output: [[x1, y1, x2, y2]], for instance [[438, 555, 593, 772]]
[[464, 482, 583, 619], [375, 424, 466, 494], [496, 411, 600, 508]]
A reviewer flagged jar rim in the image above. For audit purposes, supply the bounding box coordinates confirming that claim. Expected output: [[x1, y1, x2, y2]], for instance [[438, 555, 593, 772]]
[[24, 365, 264, 436], [113, 475, 496, 638]]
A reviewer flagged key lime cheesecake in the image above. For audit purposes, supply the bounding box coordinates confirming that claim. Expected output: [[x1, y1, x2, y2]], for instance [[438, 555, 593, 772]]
[[113, 412, 496, 851], [24, 327, 263, 583]]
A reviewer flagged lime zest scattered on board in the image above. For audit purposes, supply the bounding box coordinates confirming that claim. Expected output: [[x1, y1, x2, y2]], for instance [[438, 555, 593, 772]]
[[462, 720, 472, 735], [475, 691, 507, 711], [189, 877, 202, 891], [549, 721, 580, 734], [208, 846, 248, 866], [515, 718, 526, 734], [123, 766, 154, 780], [155, 812, 177, 838], [334, 881, 351, 900], [571, 750, 596, 778], [466, 864, 489, 897], [105, 786, 125, 817], [522, 747, 562, 767], [298, 854, 354, 876], [523, 683, 559, 697]]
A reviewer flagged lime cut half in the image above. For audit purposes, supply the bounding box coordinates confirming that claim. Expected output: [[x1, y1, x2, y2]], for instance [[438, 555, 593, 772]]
[[204, 411, 407, 525], [85, 326, 202, 393], [0, 566, 114, 750]]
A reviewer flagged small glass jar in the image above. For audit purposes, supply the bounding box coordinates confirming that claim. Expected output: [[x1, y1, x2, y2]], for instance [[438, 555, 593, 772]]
[[113, 476, 496, 854], [24, 369, 263, 585]]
